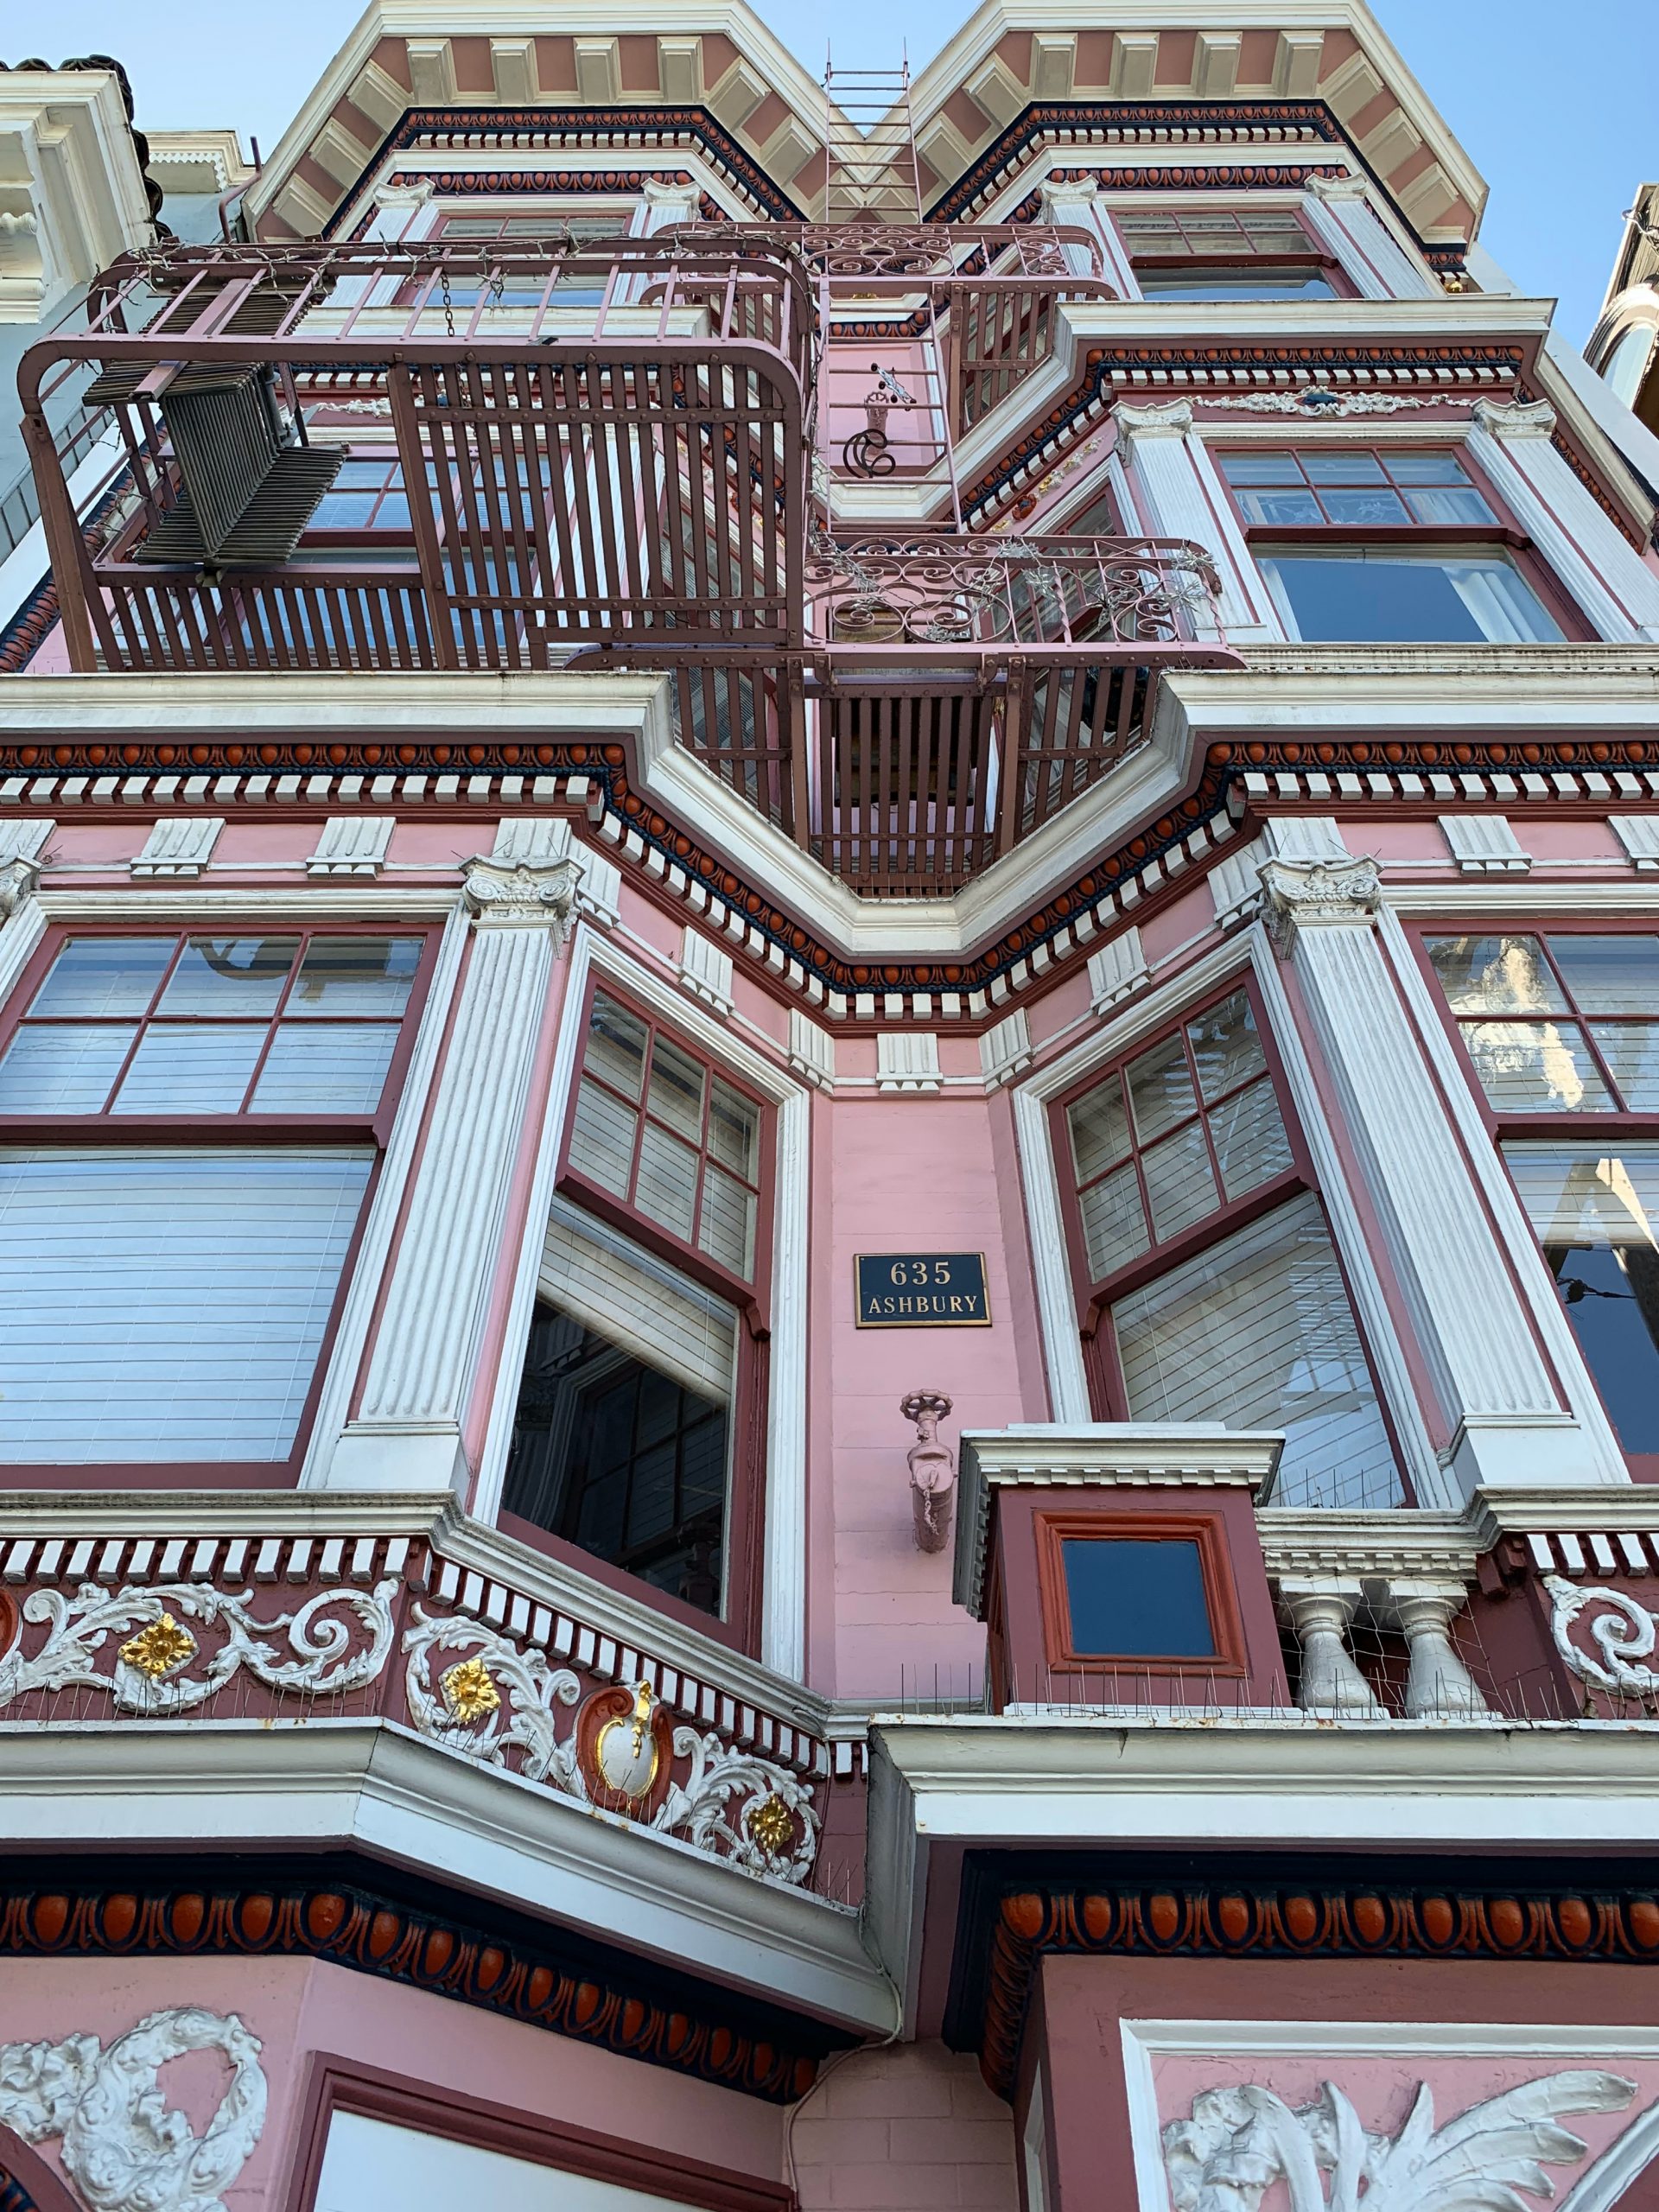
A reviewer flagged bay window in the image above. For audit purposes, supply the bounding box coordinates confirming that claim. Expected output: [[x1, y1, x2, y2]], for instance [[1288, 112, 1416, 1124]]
[[1425, 929, 1659, 1471], [1055, 982, 1402, 1508], [1217, 447, 1569, 644], [502, 984, 770, 1637], [0, 927, 431, 1471], [1113, 204, 1347, 301]]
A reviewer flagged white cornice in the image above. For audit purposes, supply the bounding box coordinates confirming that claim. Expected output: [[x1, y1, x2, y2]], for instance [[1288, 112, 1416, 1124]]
[[904, 1, 1484, 231], [866, 1711, 1659, 1999], [0, 1719, 895, 2032], [245, 0, 830, 227]]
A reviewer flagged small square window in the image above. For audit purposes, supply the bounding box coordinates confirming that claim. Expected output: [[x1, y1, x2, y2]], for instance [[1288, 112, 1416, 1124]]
[[1060, 1536, 1216, 1657]]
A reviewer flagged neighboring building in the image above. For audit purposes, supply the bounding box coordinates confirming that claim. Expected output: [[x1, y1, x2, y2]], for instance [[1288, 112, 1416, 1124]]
[[1588, 181, 1659, 435], [7, 11, 1659, 2212]]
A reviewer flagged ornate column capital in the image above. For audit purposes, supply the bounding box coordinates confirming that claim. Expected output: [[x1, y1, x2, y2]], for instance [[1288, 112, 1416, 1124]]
[[1306, 171, 1370, 203], [1471, 395, 1558, 441], [1260, 854, 1382, 956], [461, 854, 581, 931], [1114, 397, 1196, 448], [0, 856, 41, 918], [1041, 174, 1098, 207]]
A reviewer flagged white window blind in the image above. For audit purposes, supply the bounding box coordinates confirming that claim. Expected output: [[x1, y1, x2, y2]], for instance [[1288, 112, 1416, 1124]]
[[0, 1147, 372, 1462], [1111, 1189, 1402, 1508], [539, 1195, 736, 1401]]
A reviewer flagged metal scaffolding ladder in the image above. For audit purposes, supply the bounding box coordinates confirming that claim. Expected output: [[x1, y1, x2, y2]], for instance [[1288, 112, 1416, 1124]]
[[820, 51, 963, 527]]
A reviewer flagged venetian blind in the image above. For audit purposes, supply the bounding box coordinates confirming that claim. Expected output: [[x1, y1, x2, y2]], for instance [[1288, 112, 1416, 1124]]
[[539, 1196, 737, 1402], [1110, 1189, 1402, 1509], [0, 1147, 372, 1462]]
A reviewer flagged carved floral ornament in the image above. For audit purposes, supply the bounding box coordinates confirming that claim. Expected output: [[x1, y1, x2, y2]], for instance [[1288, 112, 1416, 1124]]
[[1163, 2070, 1639, 2212], [0, 2007, 265, 2212]]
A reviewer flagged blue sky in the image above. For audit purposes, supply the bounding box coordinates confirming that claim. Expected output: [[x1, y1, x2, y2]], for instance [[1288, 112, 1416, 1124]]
[[38, 0, 1657, 343]]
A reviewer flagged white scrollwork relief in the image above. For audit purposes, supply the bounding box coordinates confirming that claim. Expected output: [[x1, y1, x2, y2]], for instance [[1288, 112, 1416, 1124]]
[[402, 1605, 586, 1796], [1163, 2070, 1637, 2212], [402, 1607, 821, 1884], [1198, 388, 1453, 418], [1546, 1574, 1659, 1697], [0, 2006, 266, 2212], [0, 1580, 397, 1716]]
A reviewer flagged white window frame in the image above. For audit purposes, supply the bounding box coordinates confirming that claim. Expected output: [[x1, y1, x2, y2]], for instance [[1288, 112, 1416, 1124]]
[[474, 922, 810, 1677], [1011, 923, 1442, 1504]]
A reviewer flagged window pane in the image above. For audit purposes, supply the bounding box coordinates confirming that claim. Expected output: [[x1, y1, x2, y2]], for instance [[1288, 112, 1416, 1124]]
[[647, 1035, 707, 1142], [111, 1024, 266, 1115], [1386, 452, 1473, 483], [30, 938, 174, 1018], [1459, 1020, 1613, 1112], [1141, 1122, 1219, 1242], [1427, 934, 1566, 1016], [636, 1122, 699, 1240], [708, 1080, 759, 1180], [1126, 1033, 1198, 1142], [1401, 485, 1495, 524], [286, 935, 420, 1016], [1187, 988, 1267, 1101], [584, 993, 647, 1098], [1218, 452, 1304, 485], [0, 1023, 136, 1113], [159, 935, 296, 1015], [1507, 1141, 1659, 1452], [1589, 1023, 1659, 1111], [1135, 270, 1336, 301], [0, 1145, 372, 1461], [1069, 1073, 1131, 1183], [1232, 486, 1325, 526], [1262, 551, 1560, 644], [1111, 1190, 1402, 1509], [1319, 488, 1411, 524], [1300, 452, 1389, 484], [1548, 935, 1659, 1015], [1061, 1537, 1214, 1658], [699, 1165, 757, 1278], [569, 1076, 638, 1193], [251, 1023, 398, 1113], [1209, 1076, 1294, 1200], [1079, 1160, 1149, 1278]]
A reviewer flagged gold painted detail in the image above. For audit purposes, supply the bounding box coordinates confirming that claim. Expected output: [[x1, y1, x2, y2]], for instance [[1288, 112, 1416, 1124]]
[[594, 1681, 660, 1799], [441, 1656, 500, 1723], [118, 1612, 198, 1680], [747, 1793, 798, 1858]]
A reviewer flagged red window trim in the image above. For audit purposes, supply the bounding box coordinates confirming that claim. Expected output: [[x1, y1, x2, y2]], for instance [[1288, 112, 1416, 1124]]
[[1214, 442, 1594, 643], [1411, 916, 1659, 1483], [0, 917, 441, 1489], [512, 971, 777, 1653]]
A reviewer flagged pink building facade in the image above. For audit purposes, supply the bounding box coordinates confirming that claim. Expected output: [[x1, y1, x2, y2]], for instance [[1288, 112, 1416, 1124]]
[[4, 7, 1659, 2209]]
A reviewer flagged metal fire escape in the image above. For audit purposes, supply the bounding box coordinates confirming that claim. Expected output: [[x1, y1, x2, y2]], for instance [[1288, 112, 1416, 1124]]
[[17, 186, 1233, 895]]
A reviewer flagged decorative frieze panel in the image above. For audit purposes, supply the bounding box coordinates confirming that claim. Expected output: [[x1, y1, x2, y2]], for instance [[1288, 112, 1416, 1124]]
[[1547, 1577, 1659, 1706], [404, 1609, 821, 1884], [0, 1518, 836, 1892], [1163, 2071, 1637, 2212]]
